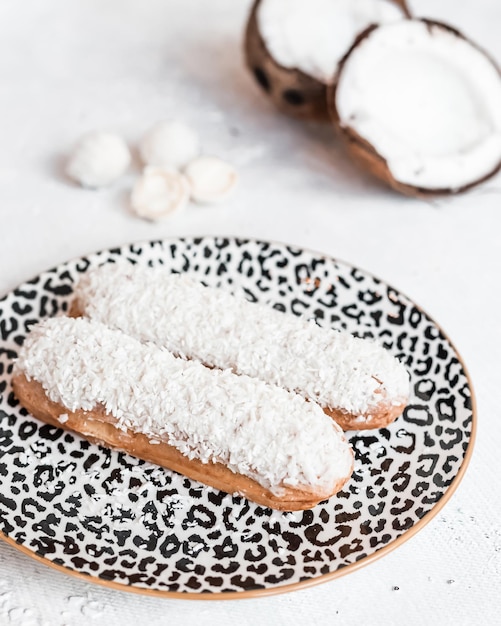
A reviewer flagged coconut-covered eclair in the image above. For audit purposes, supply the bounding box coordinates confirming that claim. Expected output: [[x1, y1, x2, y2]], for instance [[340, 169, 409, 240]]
[[12, 317, 354, 511], [71, 264, 410, 430]]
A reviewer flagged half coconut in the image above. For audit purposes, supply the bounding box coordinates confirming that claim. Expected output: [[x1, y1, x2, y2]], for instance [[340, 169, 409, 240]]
[[244, 0, 410, 120], [330, 19, 501, 194]]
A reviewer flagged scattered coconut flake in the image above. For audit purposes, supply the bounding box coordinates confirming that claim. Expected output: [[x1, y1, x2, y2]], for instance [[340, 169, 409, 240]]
[[257, 0, 405, 83], [58, 413, 69, 424], [66, 132, 131, 188], [139, 120, 200, 169], [184, 155, 238, 203], [335, 19, 501, 190], [130, 166, 190, 220], [15, 317, 353, 496]]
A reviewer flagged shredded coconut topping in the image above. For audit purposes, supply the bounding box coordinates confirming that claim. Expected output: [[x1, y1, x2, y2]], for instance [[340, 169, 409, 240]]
[[74, 264, 410, 416], [15, 317, 352, 495]]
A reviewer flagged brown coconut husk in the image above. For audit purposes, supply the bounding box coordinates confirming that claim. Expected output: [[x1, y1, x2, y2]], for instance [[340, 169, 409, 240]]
[[244, 0, 411, 121], [328, 19, 501, 196]]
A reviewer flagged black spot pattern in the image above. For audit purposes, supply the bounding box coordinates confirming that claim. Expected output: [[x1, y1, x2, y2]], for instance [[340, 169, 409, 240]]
[[0, 237, 474, 595]]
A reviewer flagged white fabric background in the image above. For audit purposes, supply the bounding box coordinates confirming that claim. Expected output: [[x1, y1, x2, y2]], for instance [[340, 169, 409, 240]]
[[0, 1, 499, 624]]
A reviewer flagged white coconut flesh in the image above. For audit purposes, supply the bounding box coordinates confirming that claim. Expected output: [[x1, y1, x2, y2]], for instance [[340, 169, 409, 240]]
[[257, 0, 405, 84], [335, 20, 501, 191]]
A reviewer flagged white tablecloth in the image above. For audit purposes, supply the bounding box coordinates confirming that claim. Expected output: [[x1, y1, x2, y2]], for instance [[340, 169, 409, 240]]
[[0, 1, 500, 624]]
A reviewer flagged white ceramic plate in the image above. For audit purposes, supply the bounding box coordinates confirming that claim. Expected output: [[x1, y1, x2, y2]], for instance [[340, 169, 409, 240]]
[[0, 237, 475, 598]]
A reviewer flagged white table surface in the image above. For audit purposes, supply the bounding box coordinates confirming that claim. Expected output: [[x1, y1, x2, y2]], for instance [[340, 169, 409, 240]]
[[0, 1, 500, 624]]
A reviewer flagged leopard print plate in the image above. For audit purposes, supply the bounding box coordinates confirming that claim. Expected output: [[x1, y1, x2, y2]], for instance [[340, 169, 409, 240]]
[[0, 237, 475, 597]]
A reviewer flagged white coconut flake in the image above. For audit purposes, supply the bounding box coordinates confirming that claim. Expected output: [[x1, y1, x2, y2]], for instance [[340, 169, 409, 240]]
[[335, 20, 501, 190], [74, 264, 410, 416], [257, 0, 405, 83], [15, 317, 352, 496]]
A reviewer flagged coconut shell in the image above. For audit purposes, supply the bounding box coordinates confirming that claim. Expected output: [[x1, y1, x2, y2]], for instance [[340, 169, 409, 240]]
[[244, 0, 411, 121], [328, 19, 501, 196]]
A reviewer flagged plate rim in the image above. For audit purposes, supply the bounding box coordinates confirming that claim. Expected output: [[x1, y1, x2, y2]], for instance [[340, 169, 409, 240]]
[[0, 235, 477, 599]]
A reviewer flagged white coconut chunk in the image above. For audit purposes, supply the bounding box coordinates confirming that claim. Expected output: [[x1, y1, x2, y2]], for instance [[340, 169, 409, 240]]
[[335, 20, 501, 190], [184, 156, 238, 204], [130, 166, 190, 220], [257, 0, 405, 84], [139, 121, 200, 169], [66, 132, 131, 188]]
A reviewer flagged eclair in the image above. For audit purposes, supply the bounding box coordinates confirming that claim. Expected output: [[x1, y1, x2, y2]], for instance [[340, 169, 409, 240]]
[[13, 317, 354, 511], [71, 264, 410, 430]]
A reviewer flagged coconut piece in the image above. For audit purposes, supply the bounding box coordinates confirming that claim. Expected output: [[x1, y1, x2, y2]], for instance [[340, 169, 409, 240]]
[[244, 0, 409, 120], [130, 166, 190, 220], [139, 121, 200, 169], [184, 156, 238, 204], [66, 132, 131, 188], [330, 19, 501, 195]]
